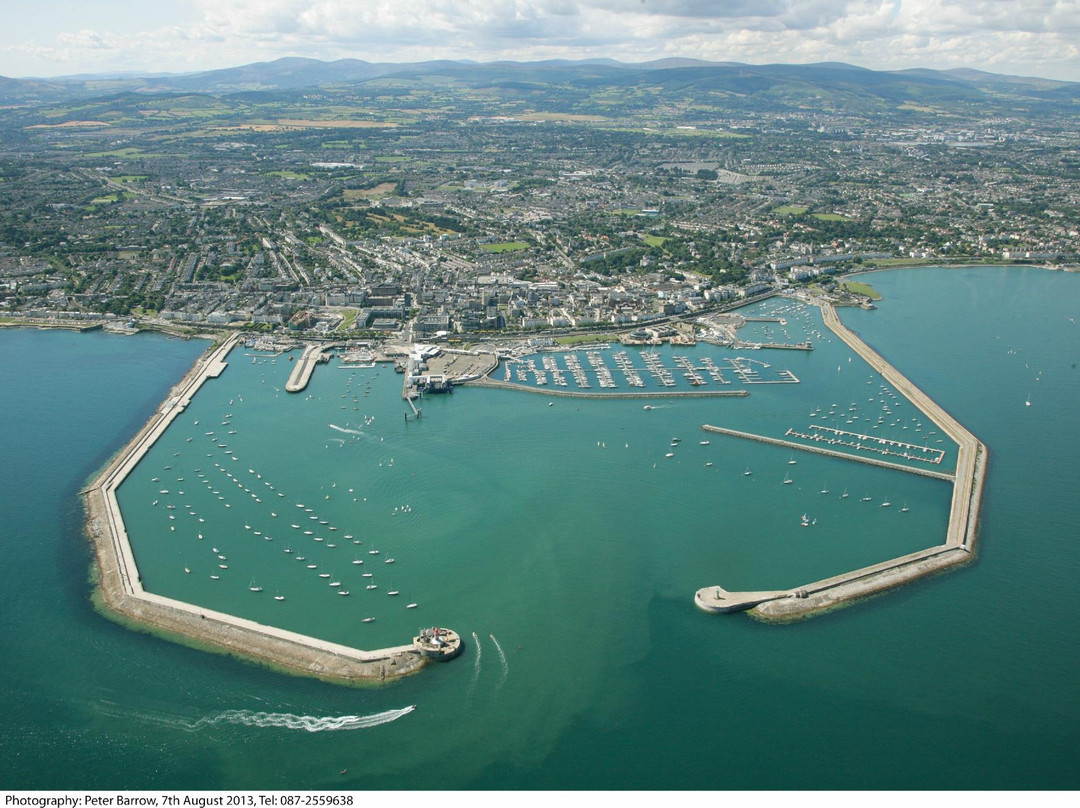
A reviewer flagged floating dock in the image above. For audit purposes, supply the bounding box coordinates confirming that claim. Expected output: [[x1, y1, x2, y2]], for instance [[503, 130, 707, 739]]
[[696, 300, 987, 621]]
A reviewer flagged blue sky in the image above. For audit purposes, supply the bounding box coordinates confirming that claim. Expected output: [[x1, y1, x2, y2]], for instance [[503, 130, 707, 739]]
[[3, 0, 1079, 81]]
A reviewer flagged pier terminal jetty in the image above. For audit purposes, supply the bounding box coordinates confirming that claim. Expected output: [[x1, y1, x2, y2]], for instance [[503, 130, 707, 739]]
[[696, 300, 987, 621], [81, 336, 459, 684], [285, 343, 331, 393]]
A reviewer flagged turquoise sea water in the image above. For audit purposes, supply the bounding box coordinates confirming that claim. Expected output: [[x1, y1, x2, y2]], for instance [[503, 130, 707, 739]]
[[2, 266, 1078, 789]]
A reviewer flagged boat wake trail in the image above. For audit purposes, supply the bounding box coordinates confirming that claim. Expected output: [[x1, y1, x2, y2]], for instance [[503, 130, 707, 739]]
[[328, 424, 364, 437], [468, 631, 482, 697], [489, 633, 509, 689], [189, 706, 415, 733]]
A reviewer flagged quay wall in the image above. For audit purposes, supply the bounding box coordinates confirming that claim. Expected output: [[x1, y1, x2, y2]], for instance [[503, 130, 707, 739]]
[[697, 299, 988, 621], [700, 424, 956, 482], [81, 336, 431, 684]]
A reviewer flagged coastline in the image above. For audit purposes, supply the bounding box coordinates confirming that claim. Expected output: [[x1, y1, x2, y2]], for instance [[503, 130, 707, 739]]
[[79, 334, 438, 685]]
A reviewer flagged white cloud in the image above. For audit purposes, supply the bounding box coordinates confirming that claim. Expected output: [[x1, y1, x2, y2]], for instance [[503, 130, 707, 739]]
[[2, 0, 1078, 80]]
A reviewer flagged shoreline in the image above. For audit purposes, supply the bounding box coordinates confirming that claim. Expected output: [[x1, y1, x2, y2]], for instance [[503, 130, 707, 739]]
[[695, 299, 988, 620], [79, 335, 440, 685]]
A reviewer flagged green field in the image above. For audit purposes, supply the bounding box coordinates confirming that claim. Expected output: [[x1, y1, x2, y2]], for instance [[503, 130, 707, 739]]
[[811, 212, 850, 221], [841, 280, 882, 300], [640, 234, 668, 247], [480, 241, 529, 253], [774, 205, 808, 215]]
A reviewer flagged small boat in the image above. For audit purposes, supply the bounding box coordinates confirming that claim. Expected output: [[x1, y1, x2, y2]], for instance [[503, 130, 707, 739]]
[[841, 489, 849, 499], [362, 617, 376, 623], [284, 547, 293, 554], [385, 558, 395, 564], [406, 603, 418, 609], [369, 550, 380, 555], [861, 495, 872, 502], [318, 573, 330, 579], [901, 503, 910, 512], [210, 575, 219, 580], [274, 595, 285, 601], [881, 500, 892, 508], [362, 572, 373, 578], [820, 485, 829, 494], [788, 455, 797, 465], [338, 590, 350, 596], [700, 440, 710, 446], [218, 564, 228, 569], [783, 474, 792, 485], [366, 584, 378, 590], [744, 468, 752, 476], [665, 452, 675, 458], [387, 590, 399, 596], [352, 559, 363, 565], [249, 582, 263, 592], [184, 567, 190, 574]]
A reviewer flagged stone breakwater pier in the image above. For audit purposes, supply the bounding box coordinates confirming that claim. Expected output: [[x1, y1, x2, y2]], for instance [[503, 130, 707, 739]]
[[285, 343, 331, 393], [696, 301, 987, 621], [82, 337, 456, 683]]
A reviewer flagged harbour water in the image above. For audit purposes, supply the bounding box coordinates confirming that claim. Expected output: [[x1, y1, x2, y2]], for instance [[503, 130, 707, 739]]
[[2, 265, 1078, 789]]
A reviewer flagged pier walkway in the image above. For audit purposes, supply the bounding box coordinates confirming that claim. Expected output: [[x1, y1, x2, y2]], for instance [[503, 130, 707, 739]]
[[285, 343, 328, 393], [696, 300, 987, 621], [82, 336, 437, 683]]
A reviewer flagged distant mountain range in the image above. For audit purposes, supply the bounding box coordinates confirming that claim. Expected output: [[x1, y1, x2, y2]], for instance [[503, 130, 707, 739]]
[[2, 56, 1078, 114]]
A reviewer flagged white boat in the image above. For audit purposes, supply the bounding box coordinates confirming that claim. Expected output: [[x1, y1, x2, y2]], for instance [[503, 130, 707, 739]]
[[387, 590, 399, 596], [700, 440, 710, 445], [274, 595, 285, 601], [338, 590, 350, 596], [783, 474, 792, 485], [366, 584, 378, 590], [406, 603, 418, 609], [362, 617, 376, 623], [385, 558, 395, 564], [901, 503, 910, 512], [249, 582, 263, 592], [744, 468, 752, 476]]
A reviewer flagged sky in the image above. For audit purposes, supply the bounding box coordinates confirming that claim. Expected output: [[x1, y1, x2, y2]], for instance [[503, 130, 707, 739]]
[[2, 0, 1079, 82]]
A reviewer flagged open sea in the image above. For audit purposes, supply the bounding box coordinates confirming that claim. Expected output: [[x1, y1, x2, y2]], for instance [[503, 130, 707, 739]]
[[2, 265, 1078, 790]]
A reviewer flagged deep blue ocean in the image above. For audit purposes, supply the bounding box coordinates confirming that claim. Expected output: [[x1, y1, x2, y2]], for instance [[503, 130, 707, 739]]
[[1, 266, 1078, 789]]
